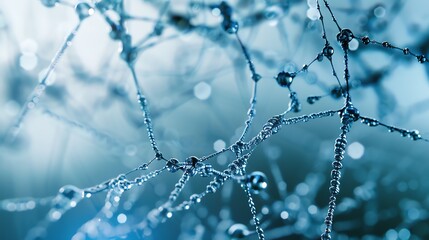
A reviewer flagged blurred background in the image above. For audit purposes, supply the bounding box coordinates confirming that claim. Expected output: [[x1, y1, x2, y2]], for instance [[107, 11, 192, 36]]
[[0, 0, 429, 239]]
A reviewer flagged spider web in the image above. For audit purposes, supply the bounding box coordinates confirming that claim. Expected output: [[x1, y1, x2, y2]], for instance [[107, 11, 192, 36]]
[[0, 0, 429, 240]]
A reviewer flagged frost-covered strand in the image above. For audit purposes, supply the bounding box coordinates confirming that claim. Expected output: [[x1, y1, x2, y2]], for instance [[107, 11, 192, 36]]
[[244, 184, 265, 240], [239, 82, 258, 142], [43, 109, 123, 150], [247, 110, 337, 150], [129, 63, 162, 158], [171, 173, 232, 212], [360, 116, 427, 142], [133, 167, 166, 186], [136, 92, 162, 157], [227, 154, 249, 175], [164, 172, 190, 207], [236, 29, 261, 141], [359, 36, 427, 64], [321, 124, 349, 240], [7, 23, 81, 140]]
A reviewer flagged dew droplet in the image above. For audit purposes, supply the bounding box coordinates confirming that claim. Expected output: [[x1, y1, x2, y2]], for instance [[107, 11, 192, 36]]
[[276, 71, 295, 88], [361, 36, 370, 45], [336, 29, 354, 44], [223, 20, 239, 34], [166, 158, 180, 173], [75, 2, 94, 20], [307, 96, 321, 104], [322, 45, 334, 58], [246, 171, 268, 194], [41, 0, 57, 8], [409, 130, 421, 141], [417, 55, 427, 63]]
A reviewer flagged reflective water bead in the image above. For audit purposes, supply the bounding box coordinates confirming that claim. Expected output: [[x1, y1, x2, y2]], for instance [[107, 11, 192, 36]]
[[276, 71, 295, 88], [246, 171, 268, 194], [41, 0, 57, 7], [302, 64, 309, 71], [332, 161, 343, 169], [227, 223, 249, 239], [186, 156, 199, 167], [331, 170, 341, 179], [382, 41, 391, 48], [166, 158, 180, 173], [336, 29, 354, 44], [361, 36, 370, 45], [322, 45, 334, 58], [199, 164, 213, 177], [331, 87, 343, 99], [223, 20, 239, 34], [403, 48, 410, 55], [417, 55, 427, 63], [252, 73, 261, 82], [410, 130, 421, 141], [307, 96, 321, 104], [361, 118, 379, 127], [317, 53, 324, 62], [342, 105, 360, 123], [139, 164, 148, 170], [75, 2, 94, 20]]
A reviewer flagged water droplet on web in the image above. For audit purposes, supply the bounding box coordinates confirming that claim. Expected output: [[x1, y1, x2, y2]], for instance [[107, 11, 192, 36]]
[[276, 71, 295, 88], [307, 96, 321, 104], [75, 2, 94, 20], [409, 130, 421, 141], [41, 0, 57, 8], [361, 36, 370, 45], [166, 158, 180, 173], [246, 171, 268, 194], [336, 29, 354, 44], [223, 20, 239, 34]]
